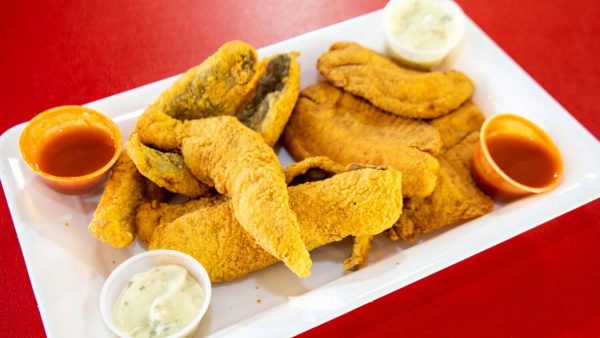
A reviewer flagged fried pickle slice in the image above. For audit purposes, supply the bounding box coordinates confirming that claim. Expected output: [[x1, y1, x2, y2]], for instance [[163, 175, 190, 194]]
[[389, 132, 493, 241], [181, 116, 311, 278], [88, 151, 145, 248], [283, 82, 440, 198], [125, 133, 210, 198], [317, 42, 473, 119], [136, 40, 266, 150], [149, 166, 403, 282], [237, 52, 300, 146]]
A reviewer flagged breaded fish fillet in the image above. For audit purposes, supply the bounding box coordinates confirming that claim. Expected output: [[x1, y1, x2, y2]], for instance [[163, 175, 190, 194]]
[[136, 40, 265, 150], [389, 132, 493, 241], [88, 151, 144, 248], [429, 100, 486, 151], [317, 42, 473, 119], [149, 167, 403, 282], [136, 196, 227, 246], [125, 133, 210, 198], [283, 82, 441, 197], [181, 116, 311, 278], [237, 53, 300, 146]]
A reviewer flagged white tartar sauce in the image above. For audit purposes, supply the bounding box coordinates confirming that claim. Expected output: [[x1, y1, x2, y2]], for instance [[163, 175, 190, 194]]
[[114, 265, 204, 338], [388, 0, 459, 51]]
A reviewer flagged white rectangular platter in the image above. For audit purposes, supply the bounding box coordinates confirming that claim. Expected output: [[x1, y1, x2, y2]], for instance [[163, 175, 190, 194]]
[[1, 9, 600, 338]]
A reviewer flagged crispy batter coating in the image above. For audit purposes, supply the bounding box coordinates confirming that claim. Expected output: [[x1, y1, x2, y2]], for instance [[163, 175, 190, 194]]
[[125, 133, 210, 198], [136, 41, 266, 150], [88, 151, 144, 248], [237, 53, 300, 146], [181, 116, 311, 278], [317, 42, 473, 119], [284, 156, 345, 184], [283, 82, 440, 197], [149, 167, 403, 282], [136, 196, 227, 247], [429, 100, 486, 150], [343, 236, 374, 271], [389, 132, 493, 241]]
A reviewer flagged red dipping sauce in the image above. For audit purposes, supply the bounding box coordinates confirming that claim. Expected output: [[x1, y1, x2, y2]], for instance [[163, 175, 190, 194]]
[[485, 134, 560, 189], [37, 126, 116, 177]]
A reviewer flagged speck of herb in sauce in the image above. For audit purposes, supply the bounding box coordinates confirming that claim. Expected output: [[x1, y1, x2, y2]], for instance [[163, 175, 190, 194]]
[[256, 299, 262, 304], [139, 286, 146, 291]]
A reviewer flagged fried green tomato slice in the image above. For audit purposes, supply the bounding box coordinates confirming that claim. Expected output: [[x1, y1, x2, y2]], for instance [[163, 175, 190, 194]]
[[149, 166, 403, 282], [237, 52, 300, 146], [125, 133, 210, 198], [317, 42, 473, 119], [135, 40, 266, 151]]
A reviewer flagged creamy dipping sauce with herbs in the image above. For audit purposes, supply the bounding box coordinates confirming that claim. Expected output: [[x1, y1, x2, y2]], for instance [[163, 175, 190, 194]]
[[388, 0, 459, 51], [114, 265, 204, 338]]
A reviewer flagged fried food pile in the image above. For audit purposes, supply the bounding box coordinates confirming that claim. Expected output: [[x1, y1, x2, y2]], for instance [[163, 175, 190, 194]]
[[89, 40, 493, 282], [283, 42, 493, 262], [88, 41, 405, 281]]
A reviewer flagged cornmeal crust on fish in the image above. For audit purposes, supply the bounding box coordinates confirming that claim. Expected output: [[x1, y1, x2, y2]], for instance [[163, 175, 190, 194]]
[[317, 42, 473, 119], [181, 116, 311, 278], [146, 161, 403, 282], [283, 82, 441, 198]]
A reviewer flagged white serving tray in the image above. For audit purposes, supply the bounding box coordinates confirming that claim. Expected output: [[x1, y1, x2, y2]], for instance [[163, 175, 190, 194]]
[[1, 9, 599, 338]]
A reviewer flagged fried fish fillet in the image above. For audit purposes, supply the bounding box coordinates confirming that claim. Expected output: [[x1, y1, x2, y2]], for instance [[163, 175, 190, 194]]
[[317, 42, 473, 119], [389, 132, 493, 241], [88, 151, 145, 248], [149, 166, 403, 282], [237, 52, 300, 146], [125, 133, 210, 198], [136, 40, 266, 151], [181, 116, 311, 278], [136, 196, 227, 247], [429, 100, 486, 151], [283, 82, 441, 197]]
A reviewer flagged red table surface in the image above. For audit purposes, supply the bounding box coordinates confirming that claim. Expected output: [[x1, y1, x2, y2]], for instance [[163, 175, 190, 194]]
[[1, 0, 598, 337]]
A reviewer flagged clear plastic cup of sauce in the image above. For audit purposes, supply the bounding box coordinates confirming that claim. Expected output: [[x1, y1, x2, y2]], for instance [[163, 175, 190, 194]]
[[383, 0, 466, 69], [471, 114, 563, 198], [19, 105, 122, 195]]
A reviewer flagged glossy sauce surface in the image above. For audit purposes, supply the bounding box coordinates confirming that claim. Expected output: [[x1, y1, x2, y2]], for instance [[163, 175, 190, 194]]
[[37, 126, 116, 177], [486, 134, 559, 188]]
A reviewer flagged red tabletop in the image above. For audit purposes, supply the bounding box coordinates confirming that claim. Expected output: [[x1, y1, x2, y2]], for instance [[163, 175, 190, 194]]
[[1, 0, 598, 337]]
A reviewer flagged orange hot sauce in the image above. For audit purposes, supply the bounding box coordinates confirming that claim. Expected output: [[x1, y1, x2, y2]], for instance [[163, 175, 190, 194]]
[[471, 114, 562, 198], [485, 134, 560, 189], [20, 105, 122, 195], [37, 126, 116, 177]]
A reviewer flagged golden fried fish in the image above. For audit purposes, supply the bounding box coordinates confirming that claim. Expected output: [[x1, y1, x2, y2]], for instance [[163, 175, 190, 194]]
[[283, 82, 441, 198], [389, 132, 493, 241], [317, 42, 473, 119], [429, 100, 486, 151], [181, 116, 311, 278], [149, 166, 403, 282]]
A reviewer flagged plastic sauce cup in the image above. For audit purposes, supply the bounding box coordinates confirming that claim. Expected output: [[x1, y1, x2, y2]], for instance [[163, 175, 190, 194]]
[[471, 114, 563, 198], [100, 250, 212, 338], [19, 105, 122, 195], [383, 0, 466, 69]]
